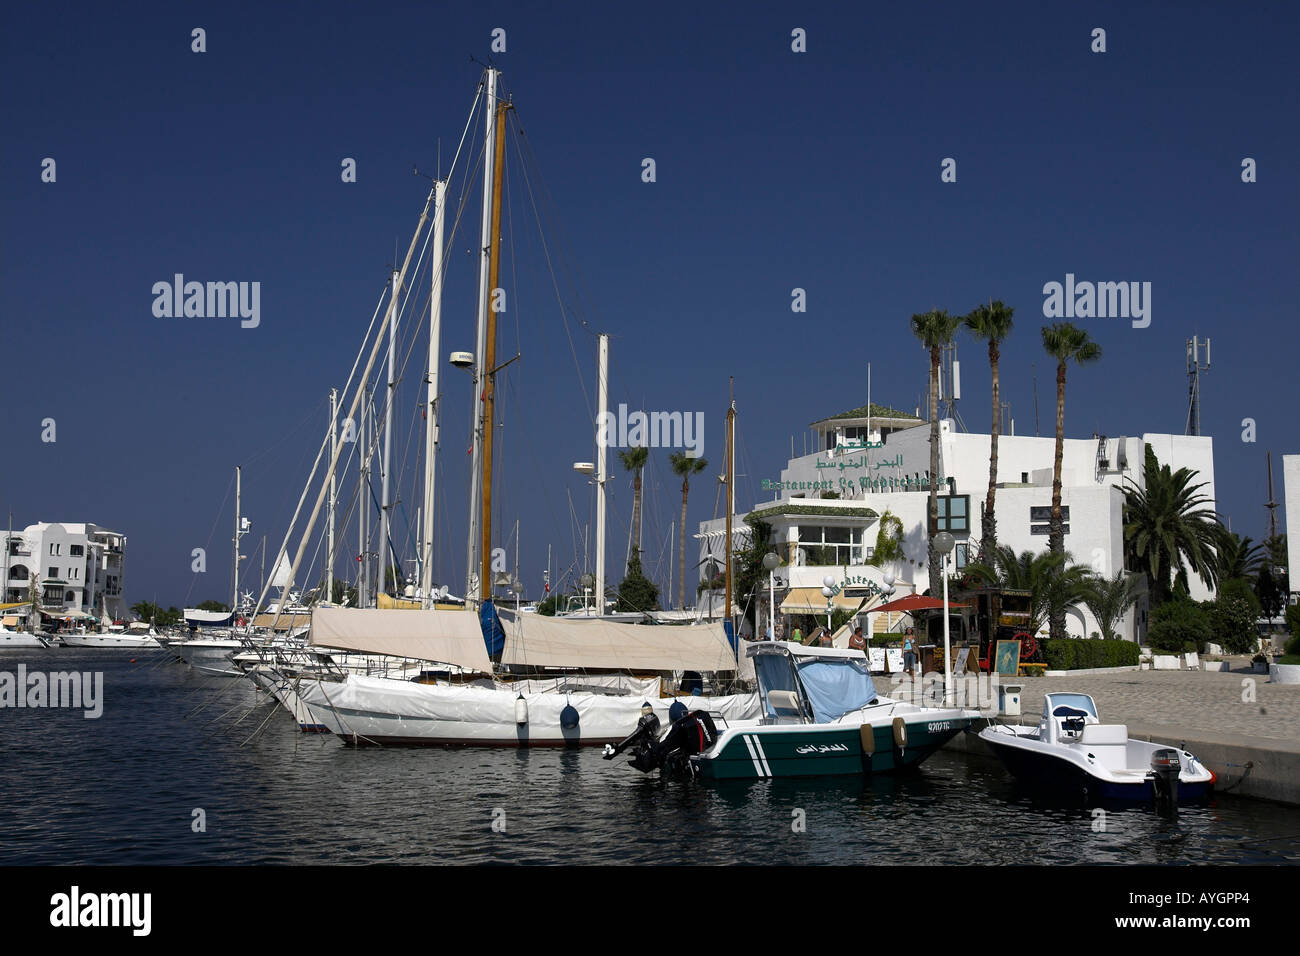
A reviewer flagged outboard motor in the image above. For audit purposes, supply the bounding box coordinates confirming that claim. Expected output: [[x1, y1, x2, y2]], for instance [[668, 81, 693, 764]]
[[603, 705, 718, 777], [1150, 748, 1181, 816]]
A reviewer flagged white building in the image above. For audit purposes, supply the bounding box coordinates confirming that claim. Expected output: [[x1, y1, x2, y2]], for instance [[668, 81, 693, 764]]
[[3, 522, 127, 621], [698, 403, 1218, 643]]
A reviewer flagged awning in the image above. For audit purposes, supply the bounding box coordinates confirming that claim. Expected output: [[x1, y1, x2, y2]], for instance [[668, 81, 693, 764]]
[[1, 616, 18, 627], [779, 588, 870, 614], [309, 608, 493, 673], [872, 594, 967, 615], [500, 613, 739, 672]]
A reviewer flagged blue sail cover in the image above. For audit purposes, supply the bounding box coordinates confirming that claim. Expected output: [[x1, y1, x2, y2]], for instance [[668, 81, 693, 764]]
[[795, 657, 877, 723], [479, 599, 505, 659]]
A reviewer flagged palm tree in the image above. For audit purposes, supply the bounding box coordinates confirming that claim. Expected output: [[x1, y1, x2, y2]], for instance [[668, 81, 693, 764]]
[[618, 445, 650, 563], [964, 299, 1015, 565], [964, 544, 1093, 636], [1210, 529, 1263, 583], [1123, 444, 1222, 605], [669, 452, 709, 609], [1082, 570, 1146, 640], [1040, 322, 1101, 639], [911, 308, 963, 593]]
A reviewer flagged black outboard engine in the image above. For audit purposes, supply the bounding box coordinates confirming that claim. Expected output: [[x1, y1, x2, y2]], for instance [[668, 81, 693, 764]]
[[1150, 748, 1181, 816], [603, 705, 718, 777]]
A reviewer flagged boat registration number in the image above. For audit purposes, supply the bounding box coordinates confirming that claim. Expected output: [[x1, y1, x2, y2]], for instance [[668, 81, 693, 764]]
[[926, 721, 951, 733]]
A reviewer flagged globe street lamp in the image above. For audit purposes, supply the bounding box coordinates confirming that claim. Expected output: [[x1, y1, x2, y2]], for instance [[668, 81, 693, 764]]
[[762, 551, 780, 641], [822, 574, 836, 637], [880, 570, 897, 664], [933, 531, 956, 705]]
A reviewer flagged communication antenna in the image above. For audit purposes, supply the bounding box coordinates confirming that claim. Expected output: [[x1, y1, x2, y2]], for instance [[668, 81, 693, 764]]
[[1266, 451, 1279, 540], [1186, 336, 1211, 436], [938, 341, 965, 431]]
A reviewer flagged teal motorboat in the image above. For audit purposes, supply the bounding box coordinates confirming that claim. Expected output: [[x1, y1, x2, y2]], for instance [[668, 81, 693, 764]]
[[604, 642, 979, 780]]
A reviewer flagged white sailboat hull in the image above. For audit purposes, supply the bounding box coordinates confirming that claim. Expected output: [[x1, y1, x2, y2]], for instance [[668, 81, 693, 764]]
[[298, 672, 761, 746]]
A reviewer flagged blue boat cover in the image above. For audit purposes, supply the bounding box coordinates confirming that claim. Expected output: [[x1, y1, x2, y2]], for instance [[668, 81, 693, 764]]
[[796, 657, 877, 723], [479, 599, 505, 659]]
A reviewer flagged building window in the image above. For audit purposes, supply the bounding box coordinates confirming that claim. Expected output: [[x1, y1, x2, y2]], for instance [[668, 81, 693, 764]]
[[70, 544, 84, 557], [49, 543, 62, 556], [48, 567, 59, 579], [1030, 505, 1070, 536], [796, 525, 867, 566], [933, 495, 970, 534], [954, 542, 970, 570]]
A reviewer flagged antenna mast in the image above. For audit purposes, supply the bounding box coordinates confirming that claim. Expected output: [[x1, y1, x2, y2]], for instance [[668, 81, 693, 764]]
[[1186, 336, 1210, 436]]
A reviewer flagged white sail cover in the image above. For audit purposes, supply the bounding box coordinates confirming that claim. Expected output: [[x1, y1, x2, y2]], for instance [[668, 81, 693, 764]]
[[309, 608, 493, 674], [500, 614, 739, 672]]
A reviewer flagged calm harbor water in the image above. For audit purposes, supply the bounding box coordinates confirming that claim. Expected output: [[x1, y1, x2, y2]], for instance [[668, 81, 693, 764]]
[[2, 649, 1298, 866]]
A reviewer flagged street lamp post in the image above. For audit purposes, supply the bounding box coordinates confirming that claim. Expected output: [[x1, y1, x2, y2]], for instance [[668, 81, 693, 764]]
[[762, 552, 780, 640], [821, 574, 836, 638], [933, 531, 955, 706]]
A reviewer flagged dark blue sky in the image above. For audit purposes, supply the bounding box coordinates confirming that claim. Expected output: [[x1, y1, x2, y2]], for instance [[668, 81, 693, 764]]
[[3, 1, 1296, 608]]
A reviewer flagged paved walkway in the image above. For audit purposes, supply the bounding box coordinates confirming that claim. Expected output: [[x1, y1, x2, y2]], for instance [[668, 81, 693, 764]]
[[877, 660, 1300, 744]]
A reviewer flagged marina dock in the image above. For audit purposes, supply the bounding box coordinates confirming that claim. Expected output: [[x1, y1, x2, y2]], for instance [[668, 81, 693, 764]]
[[929, 666, 1300, 806]]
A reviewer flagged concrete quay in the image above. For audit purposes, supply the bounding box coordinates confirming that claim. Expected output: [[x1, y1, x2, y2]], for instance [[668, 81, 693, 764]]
[[897, 664, 1300, 806]]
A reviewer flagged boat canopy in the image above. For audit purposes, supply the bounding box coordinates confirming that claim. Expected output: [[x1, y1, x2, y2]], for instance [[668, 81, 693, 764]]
[[748, 642, 877, 722], [310, 608, 494, 674], [500, 613, 739, 672], [184, 609, 234, 627]]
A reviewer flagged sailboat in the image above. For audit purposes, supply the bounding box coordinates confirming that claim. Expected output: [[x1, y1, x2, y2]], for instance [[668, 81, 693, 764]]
[[276, 70, 760, 743]]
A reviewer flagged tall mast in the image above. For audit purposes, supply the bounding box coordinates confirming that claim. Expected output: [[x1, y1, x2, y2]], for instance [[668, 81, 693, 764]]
[[359, 391, 369, 607], [233, 466, 241, 610], [269, 186, 436, 629], [327, 388, 337, 602], [595, 333, 609, 615], [725, 379, 735, 629], [467, 67, 500, 601], [478, 96, 511, 602], [421, 180, 447, 606], [378, 269, 400, 599]]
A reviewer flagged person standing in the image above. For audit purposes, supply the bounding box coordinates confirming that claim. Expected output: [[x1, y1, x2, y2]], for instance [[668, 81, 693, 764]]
[[902, 631, 917, 680], [848, 625, 866, 651]]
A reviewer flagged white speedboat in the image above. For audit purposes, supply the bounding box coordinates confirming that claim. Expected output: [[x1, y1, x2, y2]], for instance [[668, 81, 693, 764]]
[[978, 692, 1215, 806], [0, 626, 47, 648], [175, 636, 245, 676], [605, 642, 977, 779], [62, 623, 161, 649]]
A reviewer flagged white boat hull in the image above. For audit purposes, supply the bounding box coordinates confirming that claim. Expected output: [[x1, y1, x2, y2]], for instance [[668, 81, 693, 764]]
[[176, 640, 244, 676], [60, 634, 160, 649], [0, 629, 47, 649], [298, 672, 761, 746]]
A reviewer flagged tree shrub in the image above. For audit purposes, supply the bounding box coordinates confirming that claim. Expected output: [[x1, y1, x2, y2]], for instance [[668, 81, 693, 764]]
[[1147, 599, 1212, 653], [1205, 579, 1259, 654], [1040, 638, 1140, 670]]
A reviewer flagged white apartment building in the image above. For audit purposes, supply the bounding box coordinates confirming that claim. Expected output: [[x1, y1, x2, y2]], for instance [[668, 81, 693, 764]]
[[3, 522, 127, 621], [698, 403, 1218, 643]]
